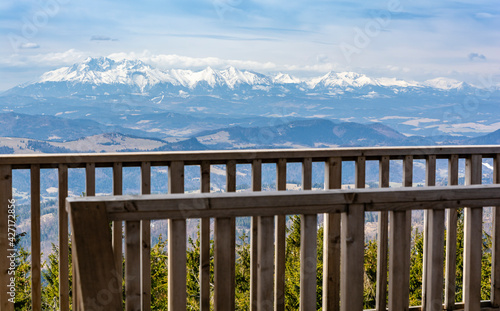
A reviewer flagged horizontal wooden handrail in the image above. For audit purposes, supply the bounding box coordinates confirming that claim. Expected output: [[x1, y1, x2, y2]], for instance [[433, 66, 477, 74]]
[[68, 184, 500, 311], [67, 184, 500, 221], [2, 145, 500, 168]]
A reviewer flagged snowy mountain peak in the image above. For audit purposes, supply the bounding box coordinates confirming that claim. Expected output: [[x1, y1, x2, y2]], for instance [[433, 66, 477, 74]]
[[424, 77, 464, 90], [273, 73, 301, 84]]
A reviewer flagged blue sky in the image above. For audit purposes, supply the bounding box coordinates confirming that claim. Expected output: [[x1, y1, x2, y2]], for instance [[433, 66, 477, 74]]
[[0, 0, 499, 91]]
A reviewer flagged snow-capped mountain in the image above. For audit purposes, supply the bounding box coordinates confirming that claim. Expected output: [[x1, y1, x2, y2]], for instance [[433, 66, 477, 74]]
[[5, 57, 484, 98]]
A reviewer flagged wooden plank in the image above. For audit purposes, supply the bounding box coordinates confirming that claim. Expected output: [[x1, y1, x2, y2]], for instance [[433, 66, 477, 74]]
[[112, 162, 123, 297], [4, 145, 500, 168], [200, 161, 211, 311], [68, 200, 122, 310], [445, 154, 459, 310], [389, 156, 412, 311], [251, 159, 263, 311], [340, 204, 364, 311], [463, 154, 482, 311], [125, 220, 141, 311], [422, 155, 437, 310], [376, 155, 389, 311], [226, 160, 236, 310], [323, 157, 341, 311], [85, 162, 96, 196], [257, 216, 274, 310], [275, 158, 286, 311], [300, 157, 316, 310], [59, 164, 69, 311], [300, 213, 317, 311], [168, 161, 186, 311], [302, 157, 312, 190], [0, 165, 13, 311], [30, 165, 41, 311], [214, 217, 233, 311], [355, 156, 366, 189], [140, 161, 151, 311], [389, 209, 410, 311], [492, 154, 500, 307], [424, 207, 445, 311], [86, 184, 500, 220]]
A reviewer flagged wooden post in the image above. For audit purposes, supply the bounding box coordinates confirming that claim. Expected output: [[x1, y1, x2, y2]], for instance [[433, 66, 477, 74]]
[[389, 156, 412, 311], [200, 161, 211, 311], [0, 165, 13, 311], [376, 156, 389, 311], [214, 217, 233, 311], [424, 155, 445, 310], [31, 165, 41, 311], [168, 161, 186, 311], [68, 201, 122, 310], [463, 155, 482, 311], [445, 154, 459, 310], [141, 161, 151, 311], [340, 204, 365, 311], [323, 157, 341, 311], [257, 215, 274, 310], [251, 159, 263, 311], [112, 162, 123, 296], [275, 158, 286, 311], [492, 153, 500, 307], [226, 160, 236, 310], [300, 158, 317, 311], [59, 164, 69, 311]]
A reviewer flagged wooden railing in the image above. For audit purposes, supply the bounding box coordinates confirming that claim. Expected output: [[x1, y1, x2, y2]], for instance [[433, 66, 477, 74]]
[[67, 185, 500, 311], [0, 145, 500, 310]]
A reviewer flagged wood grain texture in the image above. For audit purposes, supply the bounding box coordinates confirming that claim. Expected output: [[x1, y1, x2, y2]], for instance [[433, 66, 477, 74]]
[[31, 165, 41, 311], [463, 155, 482, 311], [214, 217, 233, 311], [68, 201, 122, 311], [275, 158, 286, 311], [59, 164, 69, 311], [112, 162, 123, 298], [376, 156, 389, 311], [0, 165, 13, 311], [257, 216, 274, 311], [140, 161, 151, 311], [226, 160, 236, 310], [445, 154, 459, 310], [200, 161, 211, 311], [125, 221, 141, 311], [492, 154, 500, 307], [323, 157, 341, 311], [340, 204, 364, 311], [251, 159, 263, 311], [300, 213, 317, 311], [168, 161, 186, 311]]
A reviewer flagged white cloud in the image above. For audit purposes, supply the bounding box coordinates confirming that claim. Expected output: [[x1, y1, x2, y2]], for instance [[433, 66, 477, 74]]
[[19, 42, 40, 49], [0, 49, 86, 67]]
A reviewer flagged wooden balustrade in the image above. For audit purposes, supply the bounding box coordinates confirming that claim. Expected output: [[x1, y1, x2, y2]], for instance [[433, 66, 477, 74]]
[[0, 145, 500, 310]]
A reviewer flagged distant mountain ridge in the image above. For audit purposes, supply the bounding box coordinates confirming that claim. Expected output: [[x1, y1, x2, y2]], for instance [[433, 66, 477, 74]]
[[3, 57, 483, 97]]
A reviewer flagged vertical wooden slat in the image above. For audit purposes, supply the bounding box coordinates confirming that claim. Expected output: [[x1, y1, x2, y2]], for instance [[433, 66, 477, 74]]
[[85, 162, 96, 196], [424, 155, 445, 311], [323, 157, 341, 311], [340, 204, 365, 311], [275, 158, 286, 311], [168, 160, 186, 311], [492, 154, 500, 307], [112, 162, 123, 296], [250, 159, 262, 310], [257, 215, 274, 310], [389, 156, 412, 311], [422, 156, 436, 310], [300, 158, 317, 311], [0, 165, 12, 311], [69, 201, 123, 310], [200, 161, 211, 311], [31, 165, 41, 311], [227, 160, 236, 310], [126, 220, 141, 311], [463, 155, 482, 311], [214, 217, 232, 311], [251, 159, 262, 311], [376, 156, 389, 311], [140, 162, 151, 311], [59, 164, 69, 311], [445, 154, 459, 310], [355, 156, 366, 189]]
